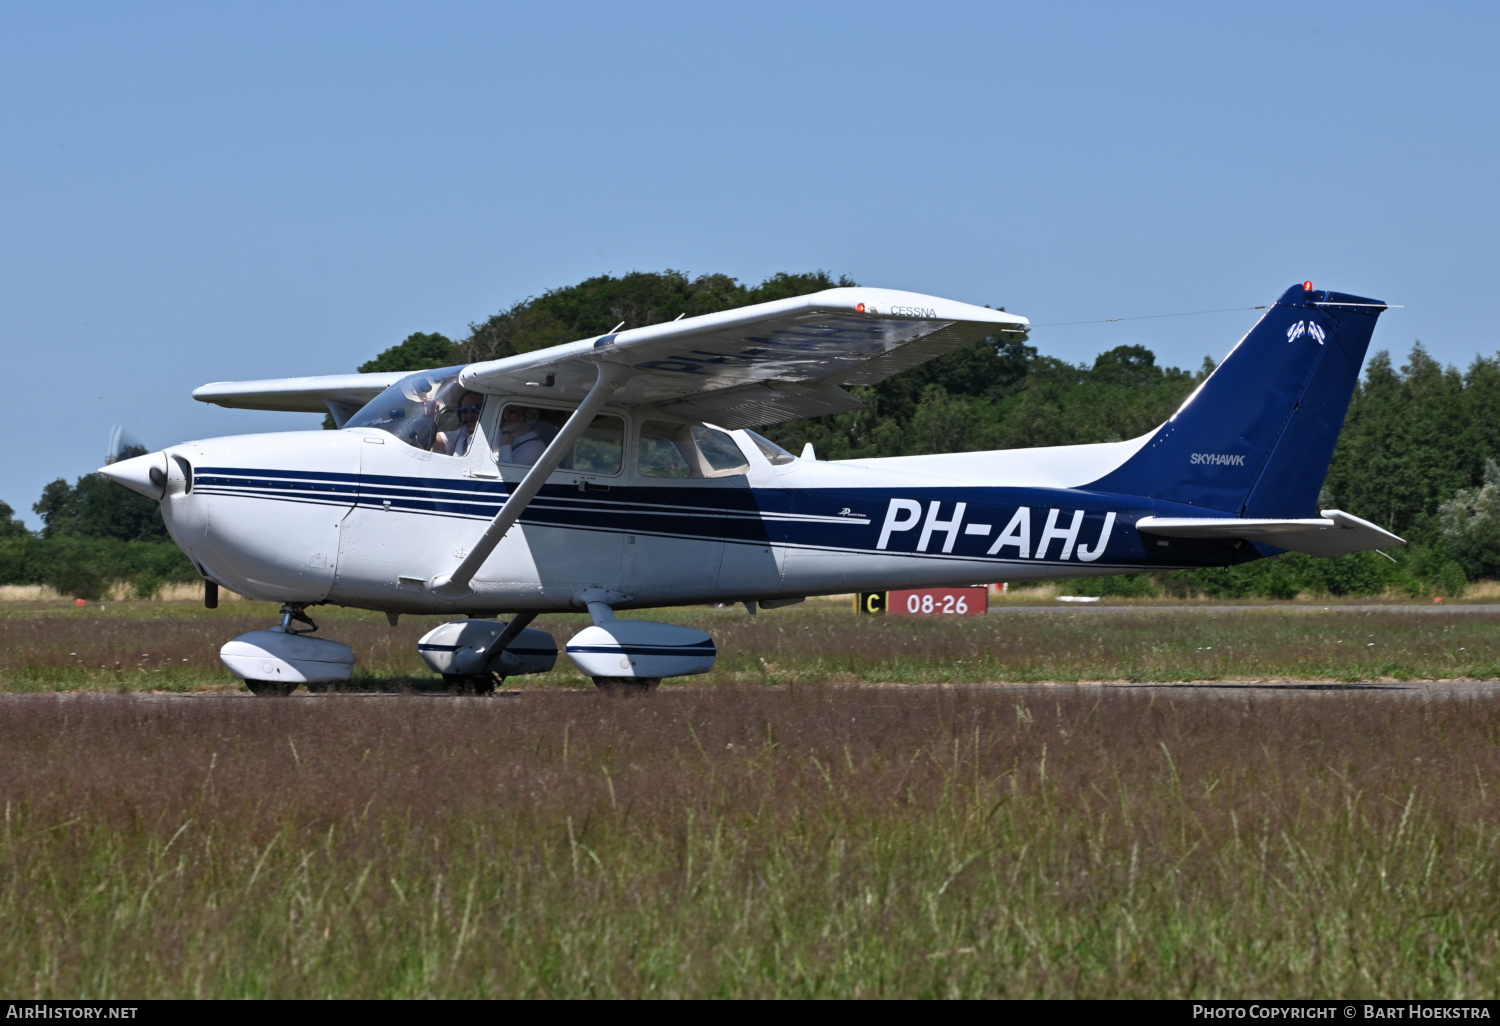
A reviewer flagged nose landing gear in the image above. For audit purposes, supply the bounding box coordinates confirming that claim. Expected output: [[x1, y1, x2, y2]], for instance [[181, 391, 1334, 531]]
[[220, 604, 356, 696], [278, 604, 320, 634]]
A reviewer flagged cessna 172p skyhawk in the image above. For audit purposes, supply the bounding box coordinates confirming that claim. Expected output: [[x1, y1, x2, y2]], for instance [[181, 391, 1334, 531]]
[[100, 281, 1400, 694]]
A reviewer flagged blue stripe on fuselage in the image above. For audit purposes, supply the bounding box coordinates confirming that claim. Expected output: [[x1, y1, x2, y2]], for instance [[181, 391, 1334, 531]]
[[193, 467, 1264, 570]]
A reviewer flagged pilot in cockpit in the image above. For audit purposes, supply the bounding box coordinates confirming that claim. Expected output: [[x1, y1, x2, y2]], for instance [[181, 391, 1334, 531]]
[[437, 391, 484, 457]]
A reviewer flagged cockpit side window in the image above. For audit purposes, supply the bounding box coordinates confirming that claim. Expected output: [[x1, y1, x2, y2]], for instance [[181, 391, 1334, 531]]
[[495, 404, 624, 476], [573, 415, 624, 475], [344, 367, 486, 457]]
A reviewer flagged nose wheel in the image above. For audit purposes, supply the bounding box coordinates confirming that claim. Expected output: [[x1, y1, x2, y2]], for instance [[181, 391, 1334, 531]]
[[244, 679, 299, 696], [591, 676, 661, 692]]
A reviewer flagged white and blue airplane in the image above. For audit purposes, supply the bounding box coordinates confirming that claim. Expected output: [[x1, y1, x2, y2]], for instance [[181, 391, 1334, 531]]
[[101, 282, 1401, 694]]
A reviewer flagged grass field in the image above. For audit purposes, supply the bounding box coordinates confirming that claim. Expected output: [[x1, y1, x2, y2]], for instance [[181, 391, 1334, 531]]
[[2, 596, 1500, 692], [3, 686, 1499, 998], [5, 598, 1500, 998]]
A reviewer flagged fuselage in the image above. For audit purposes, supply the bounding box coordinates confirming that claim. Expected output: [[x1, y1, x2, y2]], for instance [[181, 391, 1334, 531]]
[[157, 411, 1254, 616]]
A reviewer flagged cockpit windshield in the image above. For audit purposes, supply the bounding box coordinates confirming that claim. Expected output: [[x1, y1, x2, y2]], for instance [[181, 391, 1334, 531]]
[[344, 366, 485, 456]]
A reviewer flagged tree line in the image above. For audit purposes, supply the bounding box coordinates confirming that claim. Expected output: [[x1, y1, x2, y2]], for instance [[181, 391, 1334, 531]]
[[0, 444, 193, 600], [5, 269, 1497, 600]]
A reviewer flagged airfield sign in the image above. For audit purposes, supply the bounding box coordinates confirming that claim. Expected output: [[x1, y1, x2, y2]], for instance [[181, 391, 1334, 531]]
[[857, 587, 988, 616]]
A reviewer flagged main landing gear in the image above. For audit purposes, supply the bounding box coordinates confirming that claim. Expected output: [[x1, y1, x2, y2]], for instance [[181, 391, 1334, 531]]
[[445, 670, 500, 696], [564, 591, 714, 693], [415, 613, 559, 695]]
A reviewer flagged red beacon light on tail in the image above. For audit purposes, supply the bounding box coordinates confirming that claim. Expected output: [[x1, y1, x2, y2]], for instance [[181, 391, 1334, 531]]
[[1303, 281, 1314, 291]]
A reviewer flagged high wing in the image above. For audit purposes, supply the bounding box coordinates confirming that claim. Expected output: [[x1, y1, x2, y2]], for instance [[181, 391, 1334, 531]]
[[192, 288, 1025, 429], [193, 371, 410, 426], [1135, 510, 1404, 558], [458, 287, 1026, 428]]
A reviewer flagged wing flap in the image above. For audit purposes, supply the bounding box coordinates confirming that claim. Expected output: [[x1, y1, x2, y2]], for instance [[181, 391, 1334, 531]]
[[1135, 509, 1405, 558], [656, 381, 865, 429]]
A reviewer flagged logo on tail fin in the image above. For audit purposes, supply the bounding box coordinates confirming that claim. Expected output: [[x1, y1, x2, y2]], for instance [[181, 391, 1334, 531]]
[[1287, 321, 1325, 345]]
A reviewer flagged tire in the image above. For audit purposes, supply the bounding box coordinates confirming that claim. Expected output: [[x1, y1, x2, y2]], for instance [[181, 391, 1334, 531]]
[[591, 676, 661, 693], [444, 673, 497, 696], [245, 679, 298, 696]]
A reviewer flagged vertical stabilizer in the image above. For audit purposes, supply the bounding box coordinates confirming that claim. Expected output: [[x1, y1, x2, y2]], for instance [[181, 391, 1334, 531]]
[[1085, 283, 1385, 518]]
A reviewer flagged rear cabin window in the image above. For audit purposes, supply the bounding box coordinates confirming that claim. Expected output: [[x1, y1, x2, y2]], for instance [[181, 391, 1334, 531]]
[[693, 425, 750, 475], [637, 421, 749, 479], [745, 430, 796, 465]]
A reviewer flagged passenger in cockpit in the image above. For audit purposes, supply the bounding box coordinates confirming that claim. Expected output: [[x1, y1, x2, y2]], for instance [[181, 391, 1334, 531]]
[[439, 391, 485, 457]]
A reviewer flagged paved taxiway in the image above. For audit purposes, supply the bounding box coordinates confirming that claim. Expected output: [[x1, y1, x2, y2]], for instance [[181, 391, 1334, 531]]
[[993, 603, 1500, 615], [7, 681, 1500, 702]]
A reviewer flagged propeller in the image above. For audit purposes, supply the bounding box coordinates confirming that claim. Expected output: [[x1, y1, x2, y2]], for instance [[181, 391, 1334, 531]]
[[105, 424, 149, 466]]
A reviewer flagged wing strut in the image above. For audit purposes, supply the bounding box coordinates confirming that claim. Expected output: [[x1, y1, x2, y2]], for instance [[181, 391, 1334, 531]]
[[431, 362, 632, 599]]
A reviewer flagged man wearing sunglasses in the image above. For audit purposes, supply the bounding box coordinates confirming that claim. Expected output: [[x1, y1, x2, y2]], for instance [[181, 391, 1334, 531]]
[[440, 391, 486, 457]]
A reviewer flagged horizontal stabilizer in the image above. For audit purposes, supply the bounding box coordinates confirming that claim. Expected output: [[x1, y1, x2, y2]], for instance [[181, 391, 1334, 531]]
[[1135, 509, 1404, 558]]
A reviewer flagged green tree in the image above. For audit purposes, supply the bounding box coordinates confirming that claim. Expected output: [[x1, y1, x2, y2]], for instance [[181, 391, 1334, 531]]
[[1325, 343, 1500, 538], [358, 331, 458, 373], [329, 268, 1500, 591], [458, 270, 854, 364], [765, 337, 1206, 460], [1439, 458, 1500, 580], [34, 474, 169, 543], [0, 501, 30, 539]]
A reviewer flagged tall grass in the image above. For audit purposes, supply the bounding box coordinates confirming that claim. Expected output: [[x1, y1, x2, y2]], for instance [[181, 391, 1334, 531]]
[[2, 601, 1498, 692], [1, 688, 1498, 997]]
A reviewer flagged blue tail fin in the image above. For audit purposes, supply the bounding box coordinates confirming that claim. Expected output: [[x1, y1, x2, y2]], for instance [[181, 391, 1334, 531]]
[[1087, 283, 1386, 517]]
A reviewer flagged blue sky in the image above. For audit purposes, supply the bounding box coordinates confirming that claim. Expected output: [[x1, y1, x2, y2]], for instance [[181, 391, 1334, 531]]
[[2, 1, 1496, 524]]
